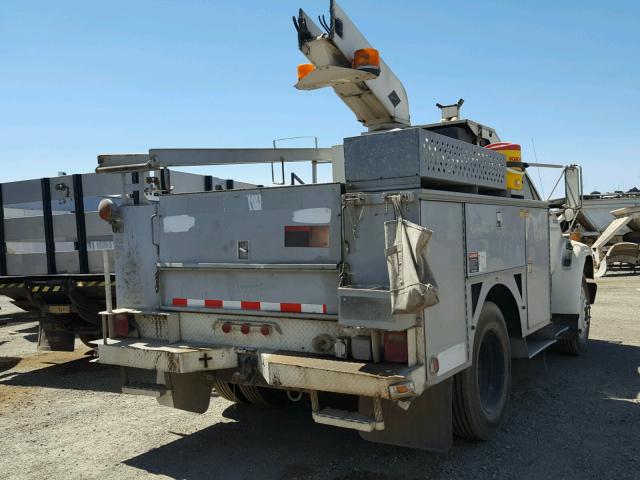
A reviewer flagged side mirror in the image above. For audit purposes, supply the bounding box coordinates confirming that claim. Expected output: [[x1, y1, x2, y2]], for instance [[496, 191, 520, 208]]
[[564, 166, 583, 210]]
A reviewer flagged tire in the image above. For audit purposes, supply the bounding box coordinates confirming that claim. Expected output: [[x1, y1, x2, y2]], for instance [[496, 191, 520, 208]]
[[212, 380, 290, 408], [555, 280, 590, 355], [238, 385, 291, 408], [453, 301, 511, 441], [212, 379, 249, 404]]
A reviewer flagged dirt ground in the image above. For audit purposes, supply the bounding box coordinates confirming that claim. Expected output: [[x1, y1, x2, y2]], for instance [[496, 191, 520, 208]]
[[0, 274, 638, 480]]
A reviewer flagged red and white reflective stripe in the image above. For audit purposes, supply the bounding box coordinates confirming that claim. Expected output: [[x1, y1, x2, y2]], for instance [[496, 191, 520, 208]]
[[171, 297, 327, 314]]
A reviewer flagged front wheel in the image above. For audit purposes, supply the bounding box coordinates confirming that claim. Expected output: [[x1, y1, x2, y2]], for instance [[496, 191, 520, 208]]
[[453, 301, 511, 441], [555, 280, 590, 355]]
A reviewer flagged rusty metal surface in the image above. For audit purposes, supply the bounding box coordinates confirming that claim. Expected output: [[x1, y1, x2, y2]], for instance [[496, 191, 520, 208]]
[[179, 312, 354, 355], [260, 352, 425, 398], [96, 339, 237, 373]]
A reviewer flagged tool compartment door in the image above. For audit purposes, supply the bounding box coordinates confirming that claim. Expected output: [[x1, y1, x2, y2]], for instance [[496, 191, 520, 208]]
[[465, 204, 526, 275], [156, 184, 343, 314], [524, 208, 551, 330]]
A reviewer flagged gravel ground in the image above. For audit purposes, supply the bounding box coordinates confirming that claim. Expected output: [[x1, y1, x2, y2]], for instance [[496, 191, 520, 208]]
[[0, 274, 638, 480]]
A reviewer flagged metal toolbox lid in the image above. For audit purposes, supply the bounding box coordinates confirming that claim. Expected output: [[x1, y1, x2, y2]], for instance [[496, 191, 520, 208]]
[[337, 286, 417, 330]]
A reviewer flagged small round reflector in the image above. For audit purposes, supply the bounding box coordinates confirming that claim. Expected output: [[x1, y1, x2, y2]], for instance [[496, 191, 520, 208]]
[[98, 198, 114, 221], [297, 63, 315, 80], [240, 323, 251, 335], [221, 322, 232, 333], [429, 356, 440, 375], [352, 48, 381, 75], [394, 384, 410, 394], [260, 324, 271, 336]]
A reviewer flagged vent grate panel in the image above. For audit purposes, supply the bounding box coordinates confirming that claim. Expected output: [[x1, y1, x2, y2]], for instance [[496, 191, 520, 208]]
[[420, 131, 505, 189]]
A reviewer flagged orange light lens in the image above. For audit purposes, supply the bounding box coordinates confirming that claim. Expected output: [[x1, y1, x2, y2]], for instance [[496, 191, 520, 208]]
[[352, 48, 380, 71], [297, 63, 315, 80]]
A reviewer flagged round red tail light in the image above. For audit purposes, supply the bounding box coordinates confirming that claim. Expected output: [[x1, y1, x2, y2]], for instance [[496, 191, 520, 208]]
[[221, 322, 232, 333], [260, 325, 271, 336], [240, 323, 251, 335]]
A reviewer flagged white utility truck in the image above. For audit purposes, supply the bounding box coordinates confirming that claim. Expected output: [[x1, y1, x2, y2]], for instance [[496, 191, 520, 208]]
[[94, 1, 597, 451]]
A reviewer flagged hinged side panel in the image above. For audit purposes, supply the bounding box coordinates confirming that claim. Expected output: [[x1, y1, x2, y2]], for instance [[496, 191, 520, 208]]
[[525, 208, 552, 330], [465, 204, 526, 275], [420, 200, 468, 383], [157, 184, 342, 264], [156, 184, 343, 316]]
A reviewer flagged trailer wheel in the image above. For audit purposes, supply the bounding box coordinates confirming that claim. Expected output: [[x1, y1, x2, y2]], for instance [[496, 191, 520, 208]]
[[555, 281, 590, 355], [212, 379, 249, 404], [453, 301, 511, 441]]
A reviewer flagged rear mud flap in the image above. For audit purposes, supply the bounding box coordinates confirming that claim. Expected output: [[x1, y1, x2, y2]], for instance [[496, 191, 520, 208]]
[[37, 320, 75, 352], [358, 378, 452, 452], [157, 372, 213, 414]]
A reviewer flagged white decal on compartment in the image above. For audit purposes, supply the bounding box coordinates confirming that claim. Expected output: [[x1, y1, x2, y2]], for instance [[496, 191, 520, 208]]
[[478, 251, 487, 272], [162, 214, 195, 233], [292, 207, 331, 224], [247, 194, 262, 211], [437, 342, 467, 376]]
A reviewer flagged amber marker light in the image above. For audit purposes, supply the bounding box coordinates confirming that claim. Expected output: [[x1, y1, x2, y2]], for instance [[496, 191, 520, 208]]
[[352, 48, 381, 75], [297, 63, 315, 80]]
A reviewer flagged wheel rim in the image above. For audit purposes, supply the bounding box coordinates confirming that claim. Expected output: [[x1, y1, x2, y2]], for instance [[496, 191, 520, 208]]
[[477, 329, 507, 418], [578, 287, 591, 342]]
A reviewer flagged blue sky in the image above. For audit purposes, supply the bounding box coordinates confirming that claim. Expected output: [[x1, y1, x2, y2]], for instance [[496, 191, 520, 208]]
[[1, 0, 639, 195]]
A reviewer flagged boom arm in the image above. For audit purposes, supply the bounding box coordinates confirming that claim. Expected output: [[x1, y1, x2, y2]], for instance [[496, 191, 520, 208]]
[[96, 147, 336, 173], [294, 1, 410, 131]]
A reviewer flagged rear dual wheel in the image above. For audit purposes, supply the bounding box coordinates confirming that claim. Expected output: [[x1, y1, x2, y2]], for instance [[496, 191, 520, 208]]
[[212, 379, 248, 403], [453, 301, 511, 441], [212, 379, 291, 408]]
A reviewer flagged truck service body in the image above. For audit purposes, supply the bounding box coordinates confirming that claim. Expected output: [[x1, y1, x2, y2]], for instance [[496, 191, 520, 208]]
[[94, 1, 596, 451]]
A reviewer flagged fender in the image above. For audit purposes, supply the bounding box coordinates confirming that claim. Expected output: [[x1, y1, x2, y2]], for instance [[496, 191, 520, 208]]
[[551, 240, 595, 316], [467, 269, 526, 345]]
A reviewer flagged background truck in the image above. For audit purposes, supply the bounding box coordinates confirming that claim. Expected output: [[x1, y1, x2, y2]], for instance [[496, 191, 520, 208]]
[[551, 187, 640, 276], [0, 167, 243, 350], [94, 1, 597, 451]]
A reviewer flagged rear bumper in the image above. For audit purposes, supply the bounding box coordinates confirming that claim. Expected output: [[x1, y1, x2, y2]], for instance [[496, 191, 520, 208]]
[[96, 338, 425, 399], [95, 339, 237, 373]]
